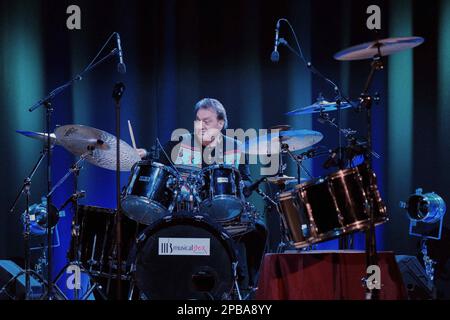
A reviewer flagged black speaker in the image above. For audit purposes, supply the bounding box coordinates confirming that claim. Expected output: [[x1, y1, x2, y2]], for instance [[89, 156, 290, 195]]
[[395, 255, 436, 300], [0, 260, 44, 300]]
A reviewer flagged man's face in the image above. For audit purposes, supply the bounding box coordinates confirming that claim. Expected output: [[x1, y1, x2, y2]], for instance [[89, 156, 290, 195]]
[[194, 107, 224, 145]]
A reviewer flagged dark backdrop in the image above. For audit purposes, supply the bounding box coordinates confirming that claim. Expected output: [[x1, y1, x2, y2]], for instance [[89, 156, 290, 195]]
[[1, 0, 449, 289]]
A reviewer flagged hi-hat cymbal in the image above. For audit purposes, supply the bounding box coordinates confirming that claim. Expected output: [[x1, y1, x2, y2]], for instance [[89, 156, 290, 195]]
[[286, 100, 354, 116], [334, 36, 424, 61], [55, 125, 140, 171], [16, 130, 59, 145], [245, 129, 323, 155]]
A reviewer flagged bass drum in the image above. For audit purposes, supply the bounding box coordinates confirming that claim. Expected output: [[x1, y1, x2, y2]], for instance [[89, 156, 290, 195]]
[[132, 213, 238, 300]]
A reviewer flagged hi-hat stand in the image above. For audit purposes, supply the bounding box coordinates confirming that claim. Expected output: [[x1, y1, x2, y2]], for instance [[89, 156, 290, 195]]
[[359, 47, 384, 300]]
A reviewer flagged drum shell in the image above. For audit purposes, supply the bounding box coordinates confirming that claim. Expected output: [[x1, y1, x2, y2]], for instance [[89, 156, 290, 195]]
[[198, 164, 244, 222], [70, 205, 141, 278], [277, 164, 388, 248]]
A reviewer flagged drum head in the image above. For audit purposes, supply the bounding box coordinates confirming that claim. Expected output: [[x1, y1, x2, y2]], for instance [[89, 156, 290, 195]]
[[121, 196, 169, 225], [134, 213, 237, 300], [200, 196, 243, 221]]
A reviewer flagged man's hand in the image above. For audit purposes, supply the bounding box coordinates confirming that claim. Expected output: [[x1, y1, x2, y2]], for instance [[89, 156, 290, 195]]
[[136, 148, 147, 159]]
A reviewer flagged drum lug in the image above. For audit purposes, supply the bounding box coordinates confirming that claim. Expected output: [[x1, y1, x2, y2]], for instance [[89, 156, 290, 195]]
[[231, 261, 242, 300], [136, 232, 147, 244]]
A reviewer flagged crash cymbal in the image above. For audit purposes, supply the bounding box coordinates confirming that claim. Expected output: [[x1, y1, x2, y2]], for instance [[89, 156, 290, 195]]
[[54, 124, 140, 171], [245, 129, 323, 155], [16, 130, 59, 145], [334, 36, 424, 61], [286, 100, 354, 116]]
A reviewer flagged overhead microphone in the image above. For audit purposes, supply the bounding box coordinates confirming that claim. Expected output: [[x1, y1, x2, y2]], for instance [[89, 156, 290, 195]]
[[270, 21, 281, 62], [115, 32, 127, 74]]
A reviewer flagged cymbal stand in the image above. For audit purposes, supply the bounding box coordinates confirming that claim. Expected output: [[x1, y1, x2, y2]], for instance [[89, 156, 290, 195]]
[[281, 143, 315, 181], [255, 187, 291, 253], [359, 42, 384, 300]]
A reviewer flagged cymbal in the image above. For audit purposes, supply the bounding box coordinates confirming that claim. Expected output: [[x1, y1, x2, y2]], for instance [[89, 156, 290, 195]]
[[54, 125, 140, 171], [286, 100, 354, 116], [334, 36, 424, 61], [16, 130, 59, 145], [245, 129, 323, 155]]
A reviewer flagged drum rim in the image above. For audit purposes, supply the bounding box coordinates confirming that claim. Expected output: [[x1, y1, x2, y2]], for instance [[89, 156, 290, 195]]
[[293, 216, 389, 249], [200, 163, 240, 174], [133, 160, 180, 177], [289, 176, 326, 192]]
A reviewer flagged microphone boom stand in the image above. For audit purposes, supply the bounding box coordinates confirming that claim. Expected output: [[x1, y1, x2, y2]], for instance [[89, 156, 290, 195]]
[[27, 47, 120, 299]]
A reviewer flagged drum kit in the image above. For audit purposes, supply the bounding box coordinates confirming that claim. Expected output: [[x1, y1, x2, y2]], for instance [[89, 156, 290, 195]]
[[6, 34, 425, 300]]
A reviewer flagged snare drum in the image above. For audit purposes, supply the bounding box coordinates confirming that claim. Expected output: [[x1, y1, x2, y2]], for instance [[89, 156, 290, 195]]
[[278, 164, 387, 248], [121, 161, 180, 225], [198, 164, 245, 222]]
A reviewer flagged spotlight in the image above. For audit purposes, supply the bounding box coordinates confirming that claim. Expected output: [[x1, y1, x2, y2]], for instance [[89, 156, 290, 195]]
[[400, 188, 446, 240], [22, 197, 60, 236]]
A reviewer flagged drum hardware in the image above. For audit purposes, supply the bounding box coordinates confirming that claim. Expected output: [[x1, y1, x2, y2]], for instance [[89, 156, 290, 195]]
[[5, 148, 56, 300], [50, 151, 102, 300]]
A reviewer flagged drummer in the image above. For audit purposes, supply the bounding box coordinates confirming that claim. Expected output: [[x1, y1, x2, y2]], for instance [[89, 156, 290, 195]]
[[136, 97, 267, 293]]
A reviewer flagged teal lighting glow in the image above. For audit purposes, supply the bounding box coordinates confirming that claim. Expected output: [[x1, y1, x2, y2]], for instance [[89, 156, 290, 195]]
[[388, 0, 413, 200], [438, 0, 450, 162], [1, 2, 44, 171]]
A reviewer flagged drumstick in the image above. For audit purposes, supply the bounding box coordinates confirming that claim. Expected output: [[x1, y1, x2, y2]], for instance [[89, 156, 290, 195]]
[[128, 120, 137, 149]]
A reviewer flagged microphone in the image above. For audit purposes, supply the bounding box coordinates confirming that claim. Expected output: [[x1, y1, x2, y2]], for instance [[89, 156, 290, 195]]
[[243, 177, 267, 198], [115, 32, 126, 74], [270, 21, 280, 62]]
